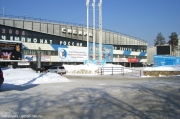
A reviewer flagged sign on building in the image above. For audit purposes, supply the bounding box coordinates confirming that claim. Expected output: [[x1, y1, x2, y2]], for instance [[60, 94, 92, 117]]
[[156, 45, 171, 55], [58, 47, 87, 62], [153, 55, 180, 67], [0, 41, 22, 61]]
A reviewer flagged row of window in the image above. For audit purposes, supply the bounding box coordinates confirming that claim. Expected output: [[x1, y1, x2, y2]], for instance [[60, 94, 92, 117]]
[[118, 48, 146, 52], [114, 46, 147, 52]]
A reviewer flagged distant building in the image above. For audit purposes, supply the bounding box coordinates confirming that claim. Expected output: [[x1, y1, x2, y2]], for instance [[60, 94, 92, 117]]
[[147, 46, 156, 64]]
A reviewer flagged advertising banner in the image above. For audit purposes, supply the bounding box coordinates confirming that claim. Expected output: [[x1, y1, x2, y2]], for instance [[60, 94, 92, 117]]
[[0, 41, 22, 61], [23, 55, 51, 62], [113, 58, 128, 62], [18, 62, 30, 66], [0, 25, 87, 47], [84, 60, 106, 66], [58, 47, 87, 62], [128, 58, 138, 62], [153, 55, 179, 67], [89, 43, 113, 62]]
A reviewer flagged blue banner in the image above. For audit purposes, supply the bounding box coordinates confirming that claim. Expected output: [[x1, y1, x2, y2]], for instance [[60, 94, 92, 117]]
[[153, 55, 180, 67], [84, 60, 106, 66], [89, 42, 113, 62]]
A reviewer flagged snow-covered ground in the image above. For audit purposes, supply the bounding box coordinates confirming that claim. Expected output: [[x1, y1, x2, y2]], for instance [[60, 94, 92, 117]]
[[1, 64, 180, 119], [1, 64, 180, 88], [143, 65, 180, 71]]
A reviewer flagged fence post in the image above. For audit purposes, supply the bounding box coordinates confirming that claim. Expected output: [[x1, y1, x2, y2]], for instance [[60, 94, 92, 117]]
[[122, 67, 124, 76], [140, 70, 141, 77], [101, 68, 102, 75], [132, 69, 133, 75], [111, 67, 113, 75]]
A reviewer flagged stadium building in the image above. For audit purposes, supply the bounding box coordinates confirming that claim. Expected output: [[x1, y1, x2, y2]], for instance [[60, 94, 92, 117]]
[[0, 15, 148, 68]]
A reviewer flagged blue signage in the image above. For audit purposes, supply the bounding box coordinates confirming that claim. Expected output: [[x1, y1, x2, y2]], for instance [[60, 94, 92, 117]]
[[84, 60, 106, 66], [153, 55, 180, 67], [89, 42, 113, 62]]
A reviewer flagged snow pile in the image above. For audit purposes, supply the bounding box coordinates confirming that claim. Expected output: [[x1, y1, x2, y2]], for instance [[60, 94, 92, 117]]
[[3, 68, 71, 86], [64, 64, 99, 74], [144, 66, 180, 71], [64, 64, 132, 75]]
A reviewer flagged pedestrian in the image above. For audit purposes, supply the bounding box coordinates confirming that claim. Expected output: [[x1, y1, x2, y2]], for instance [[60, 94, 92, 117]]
[[0, 48, 3, 59], [0, 68, 4, 89]]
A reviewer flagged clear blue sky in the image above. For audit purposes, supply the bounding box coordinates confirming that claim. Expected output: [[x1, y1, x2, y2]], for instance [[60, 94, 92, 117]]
[[1, 0, 180, 46]]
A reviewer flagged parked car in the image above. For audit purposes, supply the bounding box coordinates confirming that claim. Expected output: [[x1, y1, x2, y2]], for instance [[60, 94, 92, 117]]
[[40, 65, 55, 72], [147, 64, 154, 67], [47, 66, 66, 74]]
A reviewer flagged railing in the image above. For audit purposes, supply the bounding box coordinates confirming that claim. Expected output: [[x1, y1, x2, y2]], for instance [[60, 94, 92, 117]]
[[98, 67, 124, 76], [123, 68, 142, 77], [98, 67, 142, 77]]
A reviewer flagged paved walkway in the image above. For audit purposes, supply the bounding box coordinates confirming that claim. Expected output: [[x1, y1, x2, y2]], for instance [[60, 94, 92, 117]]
[[0, 76, 180, 119]]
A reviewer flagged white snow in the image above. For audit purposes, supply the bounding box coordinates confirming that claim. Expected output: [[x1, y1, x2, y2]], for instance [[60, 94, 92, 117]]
[[2, 68, 71, 86], [143, 65, 180, 71], [1, 64, 180, 88]]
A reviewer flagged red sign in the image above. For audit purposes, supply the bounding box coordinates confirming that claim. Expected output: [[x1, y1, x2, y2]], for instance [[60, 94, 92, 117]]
[[128, 58, 138, 62]]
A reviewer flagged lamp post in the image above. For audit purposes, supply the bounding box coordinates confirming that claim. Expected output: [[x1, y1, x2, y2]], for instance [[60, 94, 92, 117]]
[[36, 47, 41, 73]]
